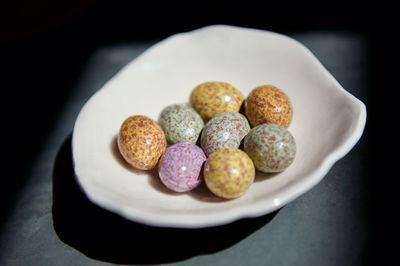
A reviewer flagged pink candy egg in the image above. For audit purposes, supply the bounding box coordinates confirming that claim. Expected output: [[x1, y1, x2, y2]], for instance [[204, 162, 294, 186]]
[[158, 142, 207, 192]]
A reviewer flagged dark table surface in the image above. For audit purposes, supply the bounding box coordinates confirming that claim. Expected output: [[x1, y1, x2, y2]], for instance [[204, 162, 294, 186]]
[[0, 31, 371, 265]]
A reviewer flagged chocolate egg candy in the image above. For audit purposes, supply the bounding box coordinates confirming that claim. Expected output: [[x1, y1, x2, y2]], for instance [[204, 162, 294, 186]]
[[245, 85, 293, 128], [158, 104, 204, 145], [118, 115, 167, 170], [158, 142, 207, 192], [190, 81, 244, 121], [244, 124, 296, 173], [200, 112, 250, 156], [204, 148, 255, 199]]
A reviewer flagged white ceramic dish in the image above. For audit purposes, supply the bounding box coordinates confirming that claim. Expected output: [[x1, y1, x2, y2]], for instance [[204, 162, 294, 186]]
[[72, 25, 366, 228]]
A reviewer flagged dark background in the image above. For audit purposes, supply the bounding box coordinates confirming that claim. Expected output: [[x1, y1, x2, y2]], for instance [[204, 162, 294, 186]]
[[1, 0, 398, 265]]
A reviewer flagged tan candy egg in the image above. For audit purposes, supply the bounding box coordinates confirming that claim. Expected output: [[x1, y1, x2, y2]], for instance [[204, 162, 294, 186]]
[[190, 81, 244, 121], [118, 115, 167, 170], [204, 148, 255, 199]]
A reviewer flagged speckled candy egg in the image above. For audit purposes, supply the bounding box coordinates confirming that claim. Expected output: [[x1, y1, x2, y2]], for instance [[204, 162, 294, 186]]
[[200, 112, 250, 156], [245, 85, 293, 128], [158, 104, 204, 145], [158, 142, 207, 192], [190, 81, 244, 121], [118, 115, 167, 170], [204, 148, 255, 199], [244, 124, 296, 173]]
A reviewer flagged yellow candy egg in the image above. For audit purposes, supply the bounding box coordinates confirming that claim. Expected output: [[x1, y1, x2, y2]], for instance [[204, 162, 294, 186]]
[[245, 85, 293, 128], [204, 148, 255, 199], [118, 115, 167, 170], [190, 81, 244, 121]]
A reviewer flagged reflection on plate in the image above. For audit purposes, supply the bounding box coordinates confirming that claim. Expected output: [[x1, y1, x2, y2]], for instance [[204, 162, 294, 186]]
[[72, 25, 366, 228]]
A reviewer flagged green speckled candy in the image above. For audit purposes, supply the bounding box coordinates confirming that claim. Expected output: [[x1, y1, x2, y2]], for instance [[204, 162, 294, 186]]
[[244, 124, 296, 173], [201, 112, 250, 156], [158, 104, 204, 144]]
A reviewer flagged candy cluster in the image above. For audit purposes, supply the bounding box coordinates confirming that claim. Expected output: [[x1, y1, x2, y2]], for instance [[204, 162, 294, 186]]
[[118, 82, 296, 199]]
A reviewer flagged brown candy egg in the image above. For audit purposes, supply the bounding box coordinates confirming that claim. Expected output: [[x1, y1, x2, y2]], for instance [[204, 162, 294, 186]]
[[118, 115, 167, 170], [245, 85, 293, 128]]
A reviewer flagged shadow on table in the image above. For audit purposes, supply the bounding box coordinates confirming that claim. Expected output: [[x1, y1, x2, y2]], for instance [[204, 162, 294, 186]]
[[52, 135, 279, 264]]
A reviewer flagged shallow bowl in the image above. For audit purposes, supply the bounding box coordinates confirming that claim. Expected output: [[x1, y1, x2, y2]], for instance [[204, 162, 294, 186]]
[[72, 25, 366, 228]]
